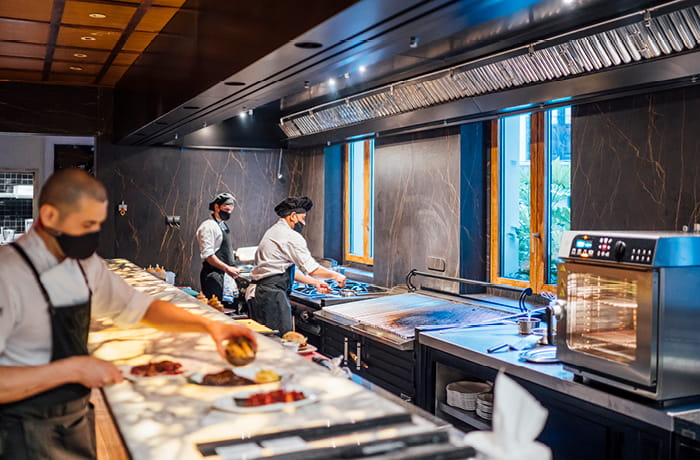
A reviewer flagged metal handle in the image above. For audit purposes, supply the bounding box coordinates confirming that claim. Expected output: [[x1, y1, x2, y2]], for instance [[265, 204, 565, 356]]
[[343, 337, 349, 366], [406, 269, 530, 295], [356, 341, 362, 371]]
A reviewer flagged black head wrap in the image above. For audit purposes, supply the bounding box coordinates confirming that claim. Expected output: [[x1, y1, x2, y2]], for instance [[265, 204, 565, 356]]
[[208, 192, 236, 211], [274, 196, 313, 217]]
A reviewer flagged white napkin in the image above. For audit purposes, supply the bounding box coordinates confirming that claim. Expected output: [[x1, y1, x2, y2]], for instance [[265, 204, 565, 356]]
[[464, 373, 551, 460]]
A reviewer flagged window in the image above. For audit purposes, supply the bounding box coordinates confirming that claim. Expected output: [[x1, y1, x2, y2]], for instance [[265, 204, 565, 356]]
[[344, 139, 374, 265], [490, 107, 571, 292], [0, 171, 35, 242]]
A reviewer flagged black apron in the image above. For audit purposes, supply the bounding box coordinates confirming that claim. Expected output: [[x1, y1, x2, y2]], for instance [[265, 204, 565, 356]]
[[248, 265, 295, 334], [200, 217, 235, 302], [0, 243, 96, 460]]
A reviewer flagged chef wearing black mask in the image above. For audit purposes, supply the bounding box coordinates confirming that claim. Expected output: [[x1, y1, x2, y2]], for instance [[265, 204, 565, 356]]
[[0, 170, 256, 460], [246, 196, 346, 334], [196, 192, 239, 305]]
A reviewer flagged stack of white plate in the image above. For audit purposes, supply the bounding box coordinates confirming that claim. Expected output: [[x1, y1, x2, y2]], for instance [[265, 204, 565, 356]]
[[475, 392, 494, 420], [446, 381, 492, 411]]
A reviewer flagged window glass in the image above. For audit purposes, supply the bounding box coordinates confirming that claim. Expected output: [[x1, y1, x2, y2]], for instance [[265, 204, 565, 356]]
[[499, 114, 531, 281], [0, 171, 34, 243], [345, 140, 374, 264]]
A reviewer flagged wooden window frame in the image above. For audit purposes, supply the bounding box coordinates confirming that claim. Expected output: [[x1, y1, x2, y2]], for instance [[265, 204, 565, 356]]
[[489, 112, 557, 294], [344, 140, 374, 265]]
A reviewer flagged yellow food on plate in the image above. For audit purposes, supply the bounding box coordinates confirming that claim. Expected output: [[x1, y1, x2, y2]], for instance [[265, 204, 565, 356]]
[[254, 369, 281, 384], [225, 337, 256, 366], [281, 331, 308, 346]]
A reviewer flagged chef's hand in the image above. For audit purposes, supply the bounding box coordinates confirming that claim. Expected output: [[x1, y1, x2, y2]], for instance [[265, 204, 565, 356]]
[[206, 321, 258, 359], [312, 280, 331, 293], [226, 266, 240, 278], [63, 356, 125, 388], [333, 273, 346, 288]]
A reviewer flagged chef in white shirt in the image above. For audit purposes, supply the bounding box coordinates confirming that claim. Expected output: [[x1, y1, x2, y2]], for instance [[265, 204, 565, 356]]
[[0, 169, 256, 460], [247, 196, 346, 334]]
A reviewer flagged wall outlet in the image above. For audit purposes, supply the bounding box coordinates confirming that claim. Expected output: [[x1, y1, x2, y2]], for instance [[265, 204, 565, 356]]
[[165, 216, 181, 228], [427, 256, 446, 272]]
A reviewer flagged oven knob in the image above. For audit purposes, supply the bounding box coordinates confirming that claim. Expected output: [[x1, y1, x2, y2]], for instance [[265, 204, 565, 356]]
[[300, 311, 311, 321], [613, 240, 627, 261]]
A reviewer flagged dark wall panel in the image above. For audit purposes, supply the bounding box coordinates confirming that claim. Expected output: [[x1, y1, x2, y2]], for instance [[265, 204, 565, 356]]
[[374, 128, 461, 290], [323, 145, 343, 263], [96, 145, 306, 288], [572, 85, 700, 231], [288, 147, 325, 259]]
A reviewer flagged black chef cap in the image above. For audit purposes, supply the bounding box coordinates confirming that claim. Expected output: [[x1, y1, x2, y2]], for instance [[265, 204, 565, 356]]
[[274, 196, 313, 217], [208, 192, 236, 211]]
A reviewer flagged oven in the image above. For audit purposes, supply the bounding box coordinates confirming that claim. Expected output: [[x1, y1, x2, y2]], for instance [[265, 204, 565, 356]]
[[556, 230, 700, 402]]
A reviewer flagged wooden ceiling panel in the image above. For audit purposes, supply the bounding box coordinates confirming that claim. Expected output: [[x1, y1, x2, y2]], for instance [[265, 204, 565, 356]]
[[53, 47, 110, 64], [50, 72, 97, 84], [0, 42, 45, 59], [0, 69, 43, 82], [52, 61, 102, 75], [119, 0, 187, 7], [62, 1, 137, 30], [56, 26, 121, 50], [0, 19, 50, 44], [122, 31, 156, 52], [0, 0, 53, 22], [0, 56, 44, 71], [136, 6, 178, 33], [113, 52, 138, 66], [99, 65, 129, 86]]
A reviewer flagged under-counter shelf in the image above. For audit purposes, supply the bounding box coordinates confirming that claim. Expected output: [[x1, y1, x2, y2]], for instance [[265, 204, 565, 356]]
[[437, 401, 491, 431]]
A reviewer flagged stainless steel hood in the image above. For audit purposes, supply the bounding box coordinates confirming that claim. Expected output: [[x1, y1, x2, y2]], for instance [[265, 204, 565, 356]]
[[280, 1, 700, 140]]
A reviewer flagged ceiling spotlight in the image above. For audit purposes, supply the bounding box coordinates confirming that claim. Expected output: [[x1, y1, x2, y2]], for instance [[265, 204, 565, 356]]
[[294, 41, 323, 49], [80, 36, 97, 41], [344, 73, 350, 79], [202, 121, 207, 128], [174, 133, 179, 140], [304, 80, 310, 89], [73, 53, 87, 58], [409, 36, 419, 48], [89, 13, 107, 18], [247, 109, 253, 116], [359, 65, 367, 73], [328, 77, 336, 86], [69, 66, 83, 71], [240, 109, 248, 118]]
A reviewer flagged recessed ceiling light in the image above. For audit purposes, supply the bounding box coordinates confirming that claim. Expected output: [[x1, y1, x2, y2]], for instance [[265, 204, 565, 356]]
[[224, 81, 245, 86], [295, 41, 323, 49], [89, 13, 107, 19], [344, 73, 350, 79], [183, 105, 200, 109], [73, 53, 87, 58], [81, 36, 96, 41], [328, 78, 336, 86], [154, 121, 168, 125], [69, 66, 83, 71], [359, 65, 367, 73]]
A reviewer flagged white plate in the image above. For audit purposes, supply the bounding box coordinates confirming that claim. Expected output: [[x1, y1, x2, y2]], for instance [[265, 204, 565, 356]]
[[188, 367, 283, 388], [118, 364, 191, 382], [297, 344, 317, 355], [213, 387, 319, 413]]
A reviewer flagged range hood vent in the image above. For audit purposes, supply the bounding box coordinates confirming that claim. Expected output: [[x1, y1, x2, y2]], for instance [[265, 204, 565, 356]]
[[280, 3, 700, 138]]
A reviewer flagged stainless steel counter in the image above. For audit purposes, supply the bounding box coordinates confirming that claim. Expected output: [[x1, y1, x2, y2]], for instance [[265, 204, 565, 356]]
[[420, 324, 700, 436]]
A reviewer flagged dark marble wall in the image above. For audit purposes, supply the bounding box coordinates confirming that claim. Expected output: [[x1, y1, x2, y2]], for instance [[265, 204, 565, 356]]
[[572, 85, 700, 231], [287, 147, 325, 258], [374, 128, 462, 290], [96, 145, 313, 288]]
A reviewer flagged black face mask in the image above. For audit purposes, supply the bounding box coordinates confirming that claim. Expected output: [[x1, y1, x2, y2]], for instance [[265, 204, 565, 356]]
[[293, 222, 305, 233], [54, 230, 101, 260], [219, 210, 231, 221]]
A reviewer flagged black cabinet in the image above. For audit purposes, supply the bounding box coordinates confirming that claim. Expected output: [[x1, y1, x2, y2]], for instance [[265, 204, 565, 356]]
[[319, 320, 416, 402]]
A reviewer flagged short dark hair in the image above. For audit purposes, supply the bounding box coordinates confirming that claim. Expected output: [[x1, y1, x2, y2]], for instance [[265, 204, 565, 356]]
[[39, 168, 107, 214]]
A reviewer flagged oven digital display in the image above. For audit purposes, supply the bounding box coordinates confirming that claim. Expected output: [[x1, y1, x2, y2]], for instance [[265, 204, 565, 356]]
[[575, 239, 593, 249]]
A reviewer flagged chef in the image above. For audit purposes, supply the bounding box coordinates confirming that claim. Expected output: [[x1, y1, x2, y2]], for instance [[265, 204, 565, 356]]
[[247, 196, 346, 334], [196, 192, 239, 308], [0, 169, 256, 460]]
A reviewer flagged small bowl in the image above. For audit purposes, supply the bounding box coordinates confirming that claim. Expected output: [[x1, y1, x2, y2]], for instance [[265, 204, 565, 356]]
[[281, 341, 300, 353]]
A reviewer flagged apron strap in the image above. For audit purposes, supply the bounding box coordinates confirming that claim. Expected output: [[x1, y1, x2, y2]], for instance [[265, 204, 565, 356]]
[[10, 242, 53, 311]]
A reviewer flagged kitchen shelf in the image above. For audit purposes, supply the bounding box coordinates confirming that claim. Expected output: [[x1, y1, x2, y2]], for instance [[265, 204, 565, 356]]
[[437, 401, 491, 431]]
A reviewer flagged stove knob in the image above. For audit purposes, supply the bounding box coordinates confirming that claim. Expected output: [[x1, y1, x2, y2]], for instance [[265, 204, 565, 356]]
[[613, 240, 627, 262], [300, 311, 311, 321]]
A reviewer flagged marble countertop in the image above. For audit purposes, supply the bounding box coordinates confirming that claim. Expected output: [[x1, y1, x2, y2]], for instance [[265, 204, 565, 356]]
[[420, 325, 700, 437], [92, 259, 460, 460]]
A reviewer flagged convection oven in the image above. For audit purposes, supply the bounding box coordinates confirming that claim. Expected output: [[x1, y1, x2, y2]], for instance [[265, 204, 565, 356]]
[[555, 231, 700, 403]]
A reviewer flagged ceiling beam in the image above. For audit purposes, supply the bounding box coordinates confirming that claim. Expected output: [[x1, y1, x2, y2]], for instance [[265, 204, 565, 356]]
[[42, 0, 67, 81], [93, 0, 152, 85]]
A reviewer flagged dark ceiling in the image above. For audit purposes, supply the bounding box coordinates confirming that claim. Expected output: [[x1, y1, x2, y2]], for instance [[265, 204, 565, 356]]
[[114, 0, 679, 147]]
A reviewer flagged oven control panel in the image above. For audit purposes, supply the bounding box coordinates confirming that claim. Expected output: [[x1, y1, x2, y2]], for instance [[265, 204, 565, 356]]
[[568, 234, 656, 264]]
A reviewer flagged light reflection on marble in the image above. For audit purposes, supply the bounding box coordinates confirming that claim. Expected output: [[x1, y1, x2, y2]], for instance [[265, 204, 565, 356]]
[[93, 259, 420, 460]]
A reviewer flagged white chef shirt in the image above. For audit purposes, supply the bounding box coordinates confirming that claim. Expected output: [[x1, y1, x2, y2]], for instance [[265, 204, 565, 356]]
[[196, 217, 225, 260], [250, 218, 320, 282], [0, 227, 153, 367]]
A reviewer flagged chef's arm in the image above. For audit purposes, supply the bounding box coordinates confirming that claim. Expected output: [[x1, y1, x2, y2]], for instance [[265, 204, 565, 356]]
[[0, 358, 124, 404], [204, 254, 239, 277], [140, 300, 257, 356], [310, 266, 346, 287]]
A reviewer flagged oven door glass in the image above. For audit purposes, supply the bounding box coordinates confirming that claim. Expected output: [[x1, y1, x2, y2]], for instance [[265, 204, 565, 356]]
[[558, 262, 657, 387]]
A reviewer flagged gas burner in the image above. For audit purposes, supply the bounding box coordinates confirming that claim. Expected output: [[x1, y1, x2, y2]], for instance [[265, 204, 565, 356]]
[[290, 279, 389, 308]]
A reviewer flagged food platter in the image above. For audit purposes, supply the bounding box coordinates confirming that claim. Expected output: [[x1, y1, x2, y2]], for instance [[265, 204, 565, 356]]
[[118, 363, 192, 382], [297, 344, 317, 355], [213, 387, 320, 414], [187, 366, 283, 389]]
